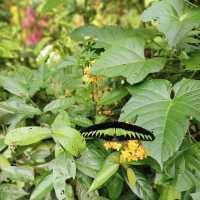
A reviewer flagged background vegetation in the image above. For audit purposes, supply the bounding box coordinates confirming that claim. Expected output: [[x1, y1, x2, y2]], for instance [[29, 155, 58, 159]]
[[0, 0, 200, 199]]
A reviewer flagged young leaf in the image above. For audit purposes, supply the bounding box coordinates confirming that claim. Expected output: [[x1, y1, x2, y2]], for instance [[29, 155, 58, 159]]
[[120, 79, 200, 165], [5, 127, 51, 146], [92, 38, 165, 84], [127, 168, 137, 188], [30, 174, 53, 200], [52, 126, 86, 156], [89, 152, 120, 192], [142, 0, 200, 47]]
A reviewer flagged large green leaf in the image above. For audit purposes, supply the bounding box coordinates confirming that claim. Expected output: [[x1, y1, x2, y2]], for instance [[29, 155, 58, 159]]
[[71, 25, 156, 46], [142, 0, 200, 47], [165, 144, 200, 191], [92, 38, 165, 84], [30, 174, 53, 200], [0, 184, 27, 200], [53, 151, 76, 200], [5, 127, 51, 146], [52, 126, 86, 156], [89, 152, 120, 192], [120, 79, 200, 164]]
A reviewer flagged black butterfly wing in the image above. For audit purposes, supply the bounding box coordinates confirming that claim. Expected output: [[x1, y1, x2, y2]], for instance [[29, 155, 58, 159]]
[[80, 121, 155, 141]]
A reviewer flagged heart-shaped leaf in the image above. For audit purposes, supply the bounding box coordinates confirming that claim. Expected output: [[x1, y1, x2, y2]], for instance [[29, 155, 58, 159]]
[[120, 79, 200, 165], [92, 38, 165, 84]]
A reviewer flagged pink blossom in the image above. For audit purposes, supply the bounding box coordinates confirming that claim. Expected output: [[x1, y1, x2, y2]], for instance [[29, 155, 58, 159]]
[[26, 25, 42, 45], [22, 7, 36, 28]]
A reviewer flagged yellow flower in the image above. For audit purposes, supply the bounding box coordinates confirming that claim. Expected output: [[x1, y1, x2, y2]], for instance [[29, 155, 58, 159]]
[[127, 140, 139, 151], [104, 141, 122, 151], [83, 67, 102, 84], [120, 140, 147, 162]]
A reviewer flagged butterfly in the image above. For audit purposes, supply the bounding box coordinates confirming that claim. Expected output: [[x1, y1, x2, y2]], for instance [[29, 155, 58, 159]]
[[80, 121, 155, 141]]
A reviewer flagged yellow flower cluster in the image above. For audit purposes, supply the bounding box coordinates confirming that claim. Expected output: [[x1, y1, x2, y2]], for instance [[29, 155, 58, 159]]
[[83, 66, 101, 84], [104, 141, 122, 151], [120, 140, 147, 162], [103, 140, 147, 162]]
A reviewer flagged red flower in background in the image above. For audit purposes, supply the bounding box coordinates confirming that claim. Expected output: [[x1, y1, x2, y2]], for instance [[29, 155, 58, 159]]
[[22, 6, 48, 46]]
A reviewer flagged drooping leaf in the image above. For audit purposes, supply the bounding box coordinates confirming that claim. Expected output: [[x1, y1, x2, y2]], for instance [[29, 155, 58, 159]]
[[53, 151, 76, 200], [30, 174, 53, 200], [52, 126, 86, 156], [0, 184, 27, 200], [92, 38, 165, 84], [5, 126, 51, 146], [120, 79, 200, 164], [89, 152, 120, 192], [142, 0, 200, 47]]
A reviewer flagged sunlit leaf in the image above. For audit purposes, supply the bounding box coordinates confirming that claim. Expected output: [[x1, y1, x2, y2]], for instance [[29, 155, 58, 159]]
[[5, 126, 51, 146], [52, 126, 86, 156]]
